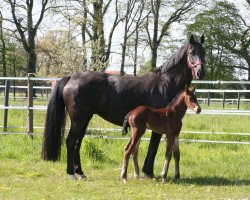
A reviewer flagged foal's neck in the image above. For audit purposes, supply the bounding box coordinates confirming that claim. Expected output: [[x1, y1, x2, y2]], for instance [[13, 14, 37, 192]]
[[169, 94, 187, 119]]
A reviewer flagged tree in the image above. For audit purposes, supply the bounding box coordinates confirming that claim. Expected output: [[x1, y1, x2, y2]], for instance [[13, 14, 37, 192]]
[[37, 30, 83, 76], [119, 0, 147, 75], [145, 0, 197, 70], [6, 0, 49, 74], [0, 11, 7, 77], [187, 1, 250, 81]]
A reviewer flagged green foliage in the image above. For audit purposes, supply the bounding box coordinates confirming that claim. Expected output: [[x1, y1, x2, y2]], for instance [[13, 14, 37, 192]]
[[0, 34, 27, 77], [138, 60, 152, 75], [37, 30, 85, 77], [82, 138, 106, 162], [186, 1, 249, 81]]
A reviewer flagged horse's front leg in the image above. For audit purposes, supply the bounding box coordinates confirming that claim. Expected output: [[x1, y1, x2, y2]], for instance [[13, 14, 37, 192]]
[[173, 137, 180, 180], [142, 131, 162, 178], [161, 136, 175, 183]]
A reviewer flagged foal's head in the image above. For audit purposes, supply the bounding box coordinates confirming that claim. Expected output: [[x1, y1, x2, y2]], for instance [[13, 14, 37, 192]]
[[183, 87, 201, 114]]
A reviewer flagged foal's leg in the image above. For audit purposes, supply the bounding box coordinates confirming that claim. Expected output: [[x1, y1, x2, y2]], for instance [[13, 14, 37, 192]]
[[161, 136, 175, 183], [173, 137, 180, 180], [121, 138, 132, 181], [121, 128, 141, 182], [132, 139, 141, 178]]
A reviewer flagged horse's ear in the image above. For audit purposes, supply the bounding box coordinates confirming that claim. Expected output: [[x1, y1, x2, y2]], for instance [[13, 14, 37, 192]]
[[189, 34, 195, 44], [200, 35, 205, 44], [190, 86, 196, 93]]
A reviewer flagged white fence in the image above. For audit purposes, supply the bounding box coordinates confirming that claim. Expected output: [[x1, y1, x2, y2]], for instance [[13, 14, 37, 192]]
[[0, 76, 250, 145]]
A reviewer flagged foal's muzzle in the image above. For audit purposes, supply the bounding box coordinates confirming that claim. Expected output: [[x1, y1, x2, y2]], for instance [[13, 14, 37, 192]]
[[196, 106, 201, 114]]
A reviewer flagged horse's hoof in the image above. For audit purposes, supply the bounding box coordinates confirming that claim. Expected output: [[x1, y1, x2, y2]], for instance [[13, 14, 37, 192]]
[[79, 174, 87, 179], [69, 174, 77, 180], [144, 174, 155, 179], [123, 178, 127, 183]]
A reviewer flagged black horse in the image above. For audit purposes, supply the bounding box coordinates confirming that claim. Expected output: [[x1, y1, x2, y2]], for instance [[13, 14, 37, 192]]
[[42, 35, 206, 180]]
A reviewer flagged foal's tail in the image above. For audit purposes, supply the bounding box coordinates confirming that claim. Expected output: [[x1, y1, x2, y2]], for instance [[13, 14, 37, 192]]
[[122, 112, 131, 135], [42, 76, 71, 161]]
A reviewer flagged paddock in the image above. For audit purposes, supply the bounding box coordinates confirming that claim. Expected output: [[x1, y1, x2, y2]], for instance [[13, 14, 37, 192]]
[[0, 76, 249, 199]]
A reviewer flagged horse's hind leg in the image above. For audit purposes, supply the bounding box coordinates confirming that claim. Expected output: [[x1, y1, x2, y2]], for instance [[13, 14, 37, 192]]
[[66, 114, 92, 179], [173, 137, 180, 180]]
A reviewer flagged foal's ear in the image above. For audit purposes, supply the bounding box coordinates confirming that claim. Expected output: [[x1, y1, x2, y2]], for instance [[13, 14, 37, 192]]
[[189, 34, 195, 44], [200, 35, 205, 44], [190, 86, 196, 93]]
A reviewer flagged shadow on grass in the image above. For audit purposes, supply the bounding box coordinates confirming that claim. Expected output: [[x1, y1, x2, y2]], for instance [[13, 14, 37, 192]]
[[178, 176, 250, 186], [152, 175, 250, 186]]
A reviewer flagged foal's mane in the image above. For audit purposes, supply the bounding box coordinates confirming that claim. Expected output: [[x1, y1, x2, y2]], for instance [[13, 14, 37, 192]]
[[153, 45, 188, 75]]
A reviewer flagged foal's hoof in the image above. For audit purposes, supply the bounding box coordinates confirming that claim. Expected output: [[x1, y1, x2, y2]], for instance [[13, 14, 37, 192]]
[[162, 178, 167, 184], [134, 174, 142, 179], [122, 178, 127, 183]]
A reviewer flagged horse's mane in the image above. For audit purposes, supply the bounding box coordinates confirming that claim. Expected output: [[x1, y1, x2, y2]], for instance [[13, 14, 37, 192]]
[[166, 89, 185, 108], [153, 45, 188, 75]]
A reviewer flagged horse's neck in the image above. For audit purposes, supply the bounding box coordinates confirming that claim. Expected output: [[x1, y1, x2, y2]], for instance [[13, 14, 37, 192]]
[[160, 48, 192, 88], [170, 95, 187, 119]]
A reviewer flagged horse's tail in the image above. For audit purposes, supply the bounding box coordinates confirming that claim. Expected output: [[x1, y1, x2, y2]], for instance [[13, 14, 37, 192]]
[[42, 76, 71, 161], [122, 112, 131, 135]]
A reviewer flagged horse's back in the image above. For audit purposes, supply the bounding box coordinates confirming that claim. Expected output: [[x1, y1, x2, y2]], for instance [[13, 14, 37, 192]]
[[62, 71, 168, 125]]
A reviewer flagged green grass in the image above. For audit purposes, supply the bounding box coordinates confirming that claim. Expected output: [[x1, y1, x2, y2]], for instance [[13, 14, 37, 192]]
[[0, 135, 249, 199], [0, 94, 250, 199]]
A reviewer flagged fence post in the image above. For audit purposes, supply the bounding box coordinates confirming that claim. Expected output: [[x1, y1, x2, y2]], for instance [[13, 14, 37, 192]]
[[222, 92, 225, 109], [3, 80, 10, 133], [27, 73, 35, 137], [237, 92, 240, 110], [207, 91, 210, 106]]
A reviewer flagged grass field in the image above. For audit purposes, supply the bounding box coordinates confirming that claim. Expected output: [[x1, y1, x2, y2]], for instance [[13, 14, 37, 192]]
[[0, 94, 250, 199], [0, 135, 249, 199]]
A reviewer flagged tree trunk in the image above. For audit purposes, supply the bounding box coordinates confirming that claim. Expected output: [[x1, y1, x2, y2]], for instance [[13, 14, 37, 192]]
[[133, 29, 139, 76], [151, 47, 158, 70], [0, 11, 6, 77], [81, 0, 88, 71], [120, 44, 126, 75]]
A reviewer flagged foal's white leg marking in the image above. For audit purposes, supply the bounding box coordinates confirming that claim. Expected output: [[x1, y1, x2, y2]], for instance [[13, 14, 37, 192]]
[[132, 139, 141, 178], [121, 158, 129, 181]]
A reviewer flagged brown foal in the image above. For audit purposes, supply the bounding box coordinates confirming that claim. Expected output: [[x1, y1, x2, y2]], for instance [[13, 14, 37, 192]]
[[121, 87, 201, 183]]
